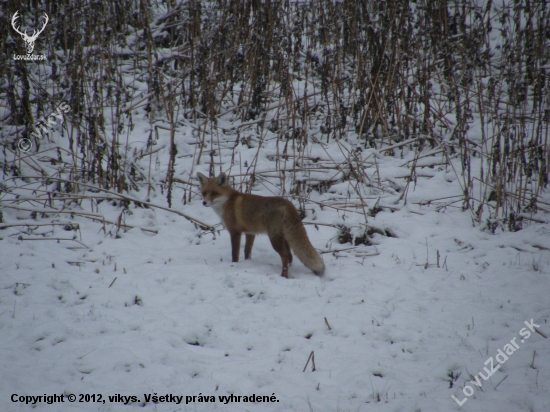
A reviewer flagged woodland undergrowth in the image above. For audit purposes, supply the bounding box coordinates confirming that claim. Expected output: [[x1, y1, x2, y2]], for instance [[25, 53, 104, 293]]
[[1, 0, 548, 242]]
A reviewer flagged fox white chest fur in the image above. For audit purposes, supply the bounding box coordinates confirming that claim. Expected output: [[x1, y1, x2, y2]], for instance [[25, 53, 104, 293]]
[[207, 194, 228, 219]]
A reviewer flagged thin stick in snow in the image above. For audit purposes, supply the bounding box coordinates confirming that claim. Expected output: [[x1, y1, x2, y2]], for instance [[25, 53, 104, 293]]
[[303, 350, 316, 372]]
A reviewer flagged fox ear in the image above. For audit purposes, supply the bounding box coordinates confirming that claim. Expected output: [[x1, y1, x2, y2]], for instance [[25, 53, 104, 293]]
[[196, 172, 208, 186], [216, 172, 228, 187]]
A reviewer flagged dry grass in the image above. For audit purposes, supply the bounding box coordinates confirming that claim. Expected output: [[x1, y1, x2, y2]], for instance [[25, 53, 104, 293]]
[[1, 0, 548, 236]]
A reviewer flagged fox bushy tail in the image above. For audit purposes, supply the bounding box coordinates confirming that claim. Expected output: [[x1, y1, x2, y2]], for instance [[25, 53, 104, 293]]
[[283, 218, 325, 277]]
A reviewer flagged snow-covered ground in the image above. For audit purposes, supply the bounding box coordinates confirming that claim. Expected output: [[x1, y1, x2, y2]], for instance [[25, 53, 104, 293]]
[[1, 135, 549, 411]]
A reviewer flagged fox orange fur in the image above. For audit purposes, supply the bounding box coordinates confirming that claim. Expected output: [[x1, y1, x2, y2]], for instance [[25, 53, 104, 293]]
[[197, 172, 325, 278]]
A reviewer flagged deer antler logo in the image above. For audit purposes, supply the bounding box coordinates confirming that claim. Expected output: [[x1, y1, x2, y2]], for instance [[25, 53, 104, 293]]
[[11, 11, 49, 55]]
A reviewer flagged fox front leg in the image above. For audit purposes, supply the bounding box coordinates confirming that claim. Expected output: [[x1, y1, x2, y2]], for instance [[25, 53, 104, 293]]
[[229, 231, 242, 262], [244, 234, 255, 260]]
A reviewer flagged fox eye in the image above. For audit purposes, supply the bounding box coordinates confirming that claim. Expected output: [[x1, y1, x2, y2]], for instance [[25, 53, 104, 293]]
[[202, 191, 207, 196]]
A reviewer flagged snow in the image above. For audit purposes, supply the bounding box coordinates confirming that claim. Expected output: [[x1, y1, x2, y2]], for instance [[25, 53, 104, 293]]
[[1, 157, 549, 411]]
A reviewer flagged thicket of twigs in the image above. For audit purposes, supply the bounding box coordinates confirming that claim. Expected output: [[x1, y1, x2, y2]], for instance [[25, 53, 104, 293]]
[[1, 0, 549, 236]]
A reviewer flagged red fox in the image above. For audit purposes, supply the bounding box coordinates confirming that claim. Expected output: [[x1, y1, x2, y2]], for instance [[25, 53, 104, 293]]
[[197, 172, 325, 278]]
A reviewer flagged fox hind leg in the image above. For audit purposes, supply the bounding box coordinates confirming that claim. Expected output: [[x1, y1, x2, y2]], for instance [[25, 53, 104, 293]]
[[284, 240, 293, 264], [268, 233, 290, 278]]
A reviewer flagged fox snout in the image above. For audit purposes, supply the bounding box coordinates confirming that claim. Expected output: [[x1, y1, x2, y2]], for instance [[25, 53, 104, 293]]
[[201, 196, 224, 211]]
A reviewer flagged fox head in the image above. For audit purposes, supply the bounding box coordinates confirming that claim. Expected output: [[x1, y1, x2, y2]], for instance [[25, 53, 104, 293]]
[[197, 172, 229, 212]]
